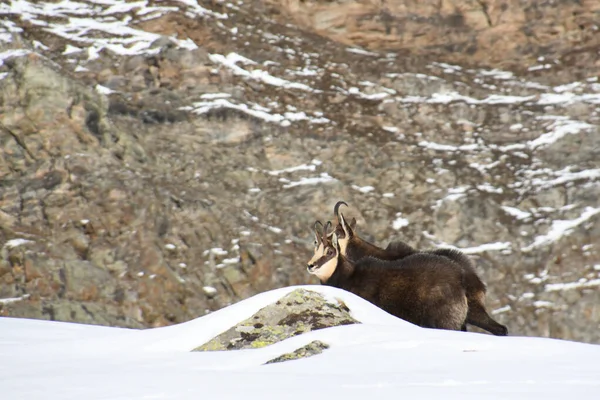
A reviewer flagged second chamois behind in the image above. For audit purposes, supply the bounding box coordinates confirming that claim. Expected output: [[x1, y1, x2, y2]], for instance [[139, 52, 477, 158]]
[[308, 225, 469, 331], [308, 202, 508, 336]]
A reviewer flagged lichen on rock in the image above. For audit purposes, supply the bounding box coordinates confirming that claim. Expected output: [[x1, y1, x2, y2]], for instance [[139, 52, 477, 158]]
[[265, 340, 330, 364], [193, 288, 358, 352]]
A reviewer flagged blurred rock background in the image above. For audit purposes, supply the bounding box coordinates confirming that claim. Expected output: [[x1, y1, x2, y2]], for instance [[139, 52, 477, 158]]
[[0, 0, 599, 341]]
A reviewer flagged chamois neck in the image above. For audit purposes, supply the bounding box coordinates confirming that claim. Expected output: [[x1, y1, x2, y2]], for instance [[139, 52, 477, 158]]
[[347, 237, 387, 260], [326, 254, 355, 286]]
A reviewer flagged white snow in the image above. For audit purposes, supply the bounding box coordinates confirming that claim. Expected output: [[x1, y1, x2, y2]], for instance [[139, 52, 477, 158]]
[[545, 279, 600, 292], [491, 305, 511, 315], [175, 0, 228, 19], [501, 206, 532, 221], [476, 183, 503, 194], [209, 52, 315, 92], [3, 238, 33, 248], [202, 286, 218, 296], [532, 301, 559, 309], [529, 168, 600, 190], [265, 225, 282, 234], [268, 163, 317, 175], [352, 185, 375, 193], [2, 285, 600, 400], [527, 119, 593, 149], [434, 186, 469, 207], [423, 232, 512, 255], [477, 68, 514, 80], [62, 44, 81, 55], [0, 294, 30, 304], [346, 86, 390, 100], [203, 247, 228, 256], [95, 84, 114, 95], [418, 141, 479, 152], [528, 63, 552, 71], [509, 123, 523, 131], [392, 215, 409, 230], [282, 173, 336, 188], [458, 242, 513, 255], [398, 91, 536, 105], [395, 85, 600, 107], [187, 98, 285, 123], [200, 93, 232, 100], [346, 47, 378, 56], [0, 0, 201, 56], [0, 49, 31, 66], [186, 97, 327, 127], [431, 62, 462, 72], [523, 207, 600, 252]]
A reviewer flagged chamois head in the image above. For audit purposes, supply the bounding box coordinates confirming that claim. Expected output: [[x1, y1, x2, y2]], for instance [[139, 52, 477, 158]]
[[307, 228, 340, 282], [308, 204, 356, 256], [307, 220, 331, 267]]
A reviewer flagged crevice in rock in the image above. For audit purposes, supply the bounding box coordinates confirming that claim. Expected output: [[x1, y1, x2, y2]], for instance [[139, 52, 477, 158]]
[[476, 0, 493, 27], [0, 122, 36, 161]]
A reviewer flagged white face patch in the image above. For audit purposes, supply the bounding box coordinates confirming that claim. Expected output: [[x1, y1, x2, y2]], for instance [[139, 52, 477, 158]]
[[308, 243, 325, 266], [310, 257, 337, 282], [338, 234, 349, 256]]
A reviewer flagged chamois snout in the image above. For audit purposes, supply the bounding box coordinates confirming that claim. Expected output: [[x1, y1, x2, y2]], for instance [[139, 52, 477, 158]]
[[307, 263, 316, 272]]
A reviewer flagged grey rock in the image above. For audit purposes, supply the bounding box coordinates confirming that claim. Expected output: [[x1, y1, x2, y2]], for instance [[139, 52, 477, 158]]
[[265, 340, 330, 364], [193, 289, 358, 351]]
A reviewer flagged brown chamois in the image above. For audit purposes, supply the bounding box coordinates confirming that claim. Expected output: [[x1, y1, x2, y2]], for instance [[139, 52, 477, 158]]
[[325, 201, 508, 336], [307, 231, 469, 331]]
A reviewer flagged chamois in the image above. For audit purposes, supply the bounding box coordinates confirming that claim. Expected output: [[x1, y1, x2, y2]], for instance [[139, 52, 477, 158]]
[[307, 231, 469, 331], [313, 201, 508, 336]]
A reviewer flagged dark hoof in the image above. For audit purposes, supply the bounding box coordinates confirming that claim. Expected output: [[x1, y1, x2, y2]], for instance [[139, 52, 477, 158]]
[[494, 325, 509, 336]]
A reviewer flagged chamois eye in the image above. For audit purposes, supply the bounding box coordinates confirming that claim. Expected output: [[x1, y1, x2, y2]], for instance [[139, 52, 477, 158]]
[[327, 248, 334, 256]]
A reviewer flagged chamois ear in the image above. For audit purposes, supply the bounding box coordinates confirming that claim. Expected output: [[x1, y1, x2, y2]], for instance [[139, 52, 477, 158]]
[[349, 217, 357, 230], [331, 232, 339, 251], [339, 212, 354, 239]]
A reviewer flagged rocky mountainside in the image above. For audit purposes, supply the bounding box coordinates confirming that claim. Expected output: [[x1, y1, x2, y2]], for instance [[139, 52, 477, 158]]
[[1, 0, 599, 342]]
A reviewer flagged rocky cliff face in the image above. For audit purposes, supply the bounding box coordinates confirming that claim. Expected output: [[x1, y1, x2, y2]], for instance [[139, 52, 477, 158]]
[[1, 1, 599, 342]]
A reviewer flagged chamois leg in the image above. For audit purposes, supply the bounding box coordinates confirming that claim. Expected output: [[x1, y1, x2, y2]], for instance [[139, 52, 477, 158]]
[[466, 300, 508, 336], [461, 324, 468, 332]]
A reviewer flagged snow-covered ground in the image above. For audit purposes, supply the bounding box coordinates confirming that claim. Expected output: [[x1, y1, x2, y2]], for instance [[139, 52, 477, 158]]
[[2, 285, 599, 400]]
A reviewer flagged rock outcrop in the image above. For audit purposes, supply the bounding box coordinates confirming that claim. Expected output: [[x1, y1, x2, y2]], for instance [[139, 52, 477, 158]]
[[270, 0, 600, 72], [0, 1, 599, 342], [194, 288, 357, 351], [265, 340, 330, 364]]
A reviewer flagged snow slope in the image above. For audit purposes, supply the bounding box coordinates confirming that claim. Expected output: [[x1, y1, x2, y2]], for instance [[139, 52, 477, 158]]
[[2, 285, 599, 400]]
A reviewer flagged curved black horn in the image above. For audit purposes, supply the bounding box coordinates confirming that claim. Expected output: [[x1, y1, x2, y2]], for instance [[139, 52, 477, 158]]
[[323, 221, 332, 243], [333, 201, 348, 222], [313, 220, 324, 244], [314, 220, 324, 233]]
